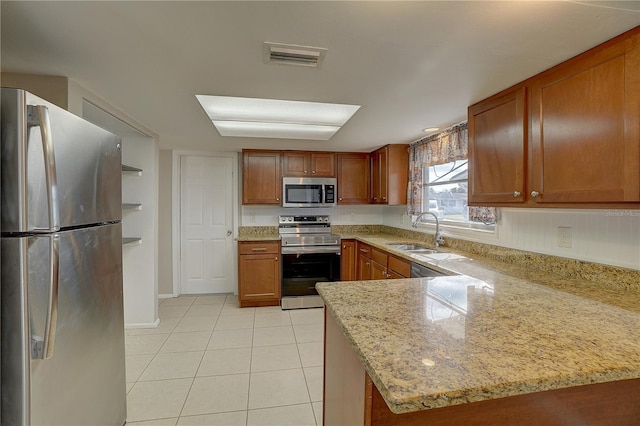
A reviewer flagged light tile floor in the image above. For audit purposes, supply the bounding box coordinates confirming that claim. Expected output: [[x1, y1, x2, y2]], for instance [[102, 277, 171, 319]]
[[125, 295, 324, 425]]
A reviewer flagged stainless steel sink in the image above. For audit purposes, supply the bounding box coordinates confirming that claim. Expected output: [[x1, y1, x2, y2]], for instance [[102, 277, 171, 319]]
[[387, 243, 438, 254]]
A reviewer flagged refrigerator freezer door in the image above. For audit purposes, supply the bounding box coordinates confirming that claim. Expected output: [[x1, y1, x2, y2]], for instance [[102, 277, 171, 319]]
[[1, 88, 122, 232], [1, 223, 126, 425]]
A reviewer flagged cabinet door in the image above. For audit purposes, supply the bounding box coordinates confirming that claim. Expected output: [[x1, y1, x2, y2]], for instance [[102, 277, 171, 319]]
[[370, 261, 388, 280], [371, 147, 387, 204], [340, 240, 356, 281], [468, 86, 526, 204], [529, 32, 640, 203], [242, 150, 282, 204], [238, 253, 280, 302], [337, 153, 370, 204], [282, 152, 309, 177], [357, 253, 371, 280], [388, 255, 410, 278], [310, 152, 336, 177]]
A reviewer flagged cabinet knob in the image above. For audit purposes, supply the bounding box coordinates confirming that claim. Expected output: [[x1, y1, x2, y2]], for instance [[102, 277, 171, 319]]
[[339, 197, 343, 201], [274, 257, 278, 261], [382, 197, 386, 201], [531, 191, 540, 198], [276, 197, 280, 201], [312, 170, 316, 174], [513, 191, 521, 198], [304, 170, 308, 174]]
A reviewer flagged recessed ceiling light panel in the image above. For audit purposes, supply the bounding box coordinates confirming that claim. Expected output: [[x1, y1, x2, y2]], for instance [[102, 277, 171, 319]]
[[196, 95, 360, 140], [213, 121, 340, 140]]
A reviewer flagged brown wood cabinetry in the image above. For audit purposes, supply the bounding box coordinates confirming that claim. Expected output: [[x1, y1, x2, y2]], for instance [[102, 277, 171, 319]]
[[238, 241, 280, 307], [340, 239, 356, 281], [242, 150, 282, 205], [282, 151, 336, 177], [468, 86, 526, 205], [356, 242, 372, 280], [388, 254, 411, 278], [529, 29, 640, 204], [370, 145, 409, 205], [468, 26, 640, 208], [337, 153, 370, 204], [353, 242, 411, 281]]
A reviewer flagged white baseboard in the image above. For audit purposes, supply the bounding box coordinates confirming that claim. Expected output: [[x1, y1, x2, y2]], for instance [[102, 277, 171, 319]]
[[125, 318, 161, 329], [158, 293, 174, 299]]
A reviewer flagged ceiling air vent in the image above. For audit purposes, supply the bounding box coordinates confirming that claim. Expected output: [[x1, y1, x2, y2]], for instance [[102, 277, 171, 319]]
[[263, 42, 327, 68]]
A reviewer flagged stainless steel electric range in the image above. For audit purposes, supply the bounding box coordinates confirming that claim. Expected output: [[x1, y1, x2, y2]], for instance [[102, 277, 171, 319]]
[[279, 215, 341, 310]]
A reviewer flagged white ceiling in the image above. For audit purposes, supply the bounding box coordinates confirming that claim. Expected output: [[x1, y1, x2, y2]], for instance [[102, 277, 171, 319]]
[[1, 1, 638, 153]]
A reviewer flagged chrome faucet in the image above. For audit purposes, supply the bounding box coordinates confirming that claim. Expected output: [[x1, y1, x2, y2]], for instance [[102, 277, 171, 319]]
[[412, 211, 445, 247]]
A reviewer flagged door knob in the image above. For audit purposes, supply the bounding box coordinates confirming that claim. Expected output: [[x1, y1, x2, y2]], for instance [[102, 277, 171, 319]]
[[226, 230, 232, 236]]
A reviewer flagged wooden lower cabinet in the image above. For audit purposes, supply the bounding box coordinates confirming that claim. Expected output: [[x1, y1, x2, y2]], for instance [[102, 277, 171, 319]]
[[352, 242, 410, 281], [238, 241, 280, 307], [340, 239, 356, 281], [324, 309, 640, 426]]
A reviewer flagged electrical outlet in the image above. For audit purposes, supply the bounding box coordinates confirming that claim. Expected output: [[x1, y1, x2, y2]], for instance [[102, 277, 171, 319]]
[[557, 226, 572, 248]]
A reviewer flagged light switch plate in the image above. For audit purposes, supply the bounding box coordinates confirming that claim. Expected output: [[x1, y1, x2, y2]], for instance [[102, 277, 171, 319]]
[[557, 226, 572, 248]]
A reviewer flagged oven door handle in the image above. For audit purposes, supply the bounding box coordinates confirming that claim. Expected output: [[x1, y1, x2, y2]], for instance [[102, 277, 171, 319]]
[[281, 246, 341, 255]]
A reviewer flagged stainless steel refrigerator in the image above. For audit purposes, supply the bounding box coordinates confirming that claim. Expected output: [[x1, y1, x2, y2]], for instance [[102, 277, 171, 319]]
[[1, 88, 126, 425]]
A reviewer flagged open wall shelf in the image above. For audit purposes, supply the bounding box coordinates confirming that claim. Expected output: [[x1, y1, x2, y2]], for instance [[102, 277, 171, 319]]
[[123, 237, 142, 246], [122, 164, 143, 176]]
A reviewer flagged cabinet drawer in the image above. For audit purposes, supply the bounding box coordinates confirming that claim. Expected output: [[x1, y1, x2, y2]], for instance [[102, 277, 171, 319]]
[[388, 255, 410, 278], [357, 242, 372, 258], [370, 247, 388, 266], [238, 241, 280, 255]]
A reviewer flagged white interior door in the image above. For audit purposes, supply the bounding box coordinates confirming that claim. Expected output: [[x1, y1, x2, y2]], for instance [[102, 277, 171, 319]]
[[180, 155, 234, 294]]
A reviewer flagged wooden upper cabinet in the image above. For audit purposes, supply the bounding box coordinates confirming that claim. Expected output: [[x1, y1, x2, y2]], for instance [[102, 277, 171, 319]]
[[468, 86, 527, 205], [467, 26, 640, 208], [337, 153, 370, 204], [282, 152, 335, 177], [371, 145, 409, 205], [529, 28, 640, 204], [242, 150, 282, 205]]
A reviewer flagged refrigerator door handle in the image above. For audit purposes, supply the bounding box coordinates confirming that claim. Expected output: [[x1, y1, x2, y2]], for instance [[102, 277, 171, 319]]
[[32, 234, 60, 359], [27, 104, 60, 232]]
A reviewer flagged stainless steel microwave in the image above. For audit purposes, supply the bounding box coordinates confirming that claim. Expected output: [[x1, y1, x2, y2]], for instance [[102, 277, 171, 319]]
[[282, 177, 337, 208]]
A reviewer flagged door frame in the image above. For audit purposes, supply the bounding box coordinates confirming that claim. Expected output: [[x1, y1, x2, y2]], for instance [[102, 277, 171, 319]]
[[172, 150, 239, 297]]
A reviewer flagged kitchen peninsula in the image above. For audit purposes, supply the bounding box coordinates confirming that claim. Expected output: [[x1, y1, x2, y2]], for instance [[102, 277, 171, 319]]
[[317, 234, 640, 425]]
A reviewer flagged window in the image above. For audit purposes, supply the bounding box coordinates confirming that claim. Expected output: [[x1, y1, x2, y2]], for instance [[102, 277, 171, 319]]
[[423, 159, 496, 228]]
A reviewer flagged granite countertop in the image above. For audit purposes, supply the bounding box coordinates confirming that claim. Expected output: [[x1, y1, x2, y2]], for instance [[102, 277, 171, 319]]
[[316, 233, 640, 414]]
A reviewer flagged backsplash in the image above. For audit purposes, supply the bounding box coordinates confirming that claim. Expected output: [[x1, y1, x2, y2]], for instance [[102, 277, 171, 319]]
[[241, 205, 640, 271]]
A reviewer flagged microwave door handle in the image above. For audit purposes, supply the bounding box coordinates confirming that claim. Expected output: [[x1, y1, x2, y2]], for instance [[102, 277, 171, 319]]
[[27, 105, 60, 232]]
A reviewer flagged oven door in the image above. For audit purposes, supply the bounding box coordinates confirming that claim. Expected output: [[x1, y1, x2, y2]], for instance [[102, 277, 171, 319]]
[[281, 247, 341, 298]]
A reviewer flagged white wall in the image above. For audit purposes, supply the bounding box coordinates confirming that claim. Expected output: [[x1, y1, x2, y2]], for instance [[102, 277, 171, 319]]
[[383, 207, 640, 271], [158, 150, 173, 296]]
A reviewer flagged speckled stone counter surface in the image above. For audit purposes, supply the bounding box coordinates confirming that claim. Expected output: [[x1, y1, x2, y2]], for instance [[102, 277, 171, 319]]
[[317, 230, 640, 414], [237, 226, 279, 241]]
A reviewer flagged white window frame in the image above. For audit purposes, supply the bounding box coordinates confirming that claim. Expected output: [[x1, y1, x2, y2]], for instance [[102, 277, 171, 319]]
[[417, 159, 497, 236]]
